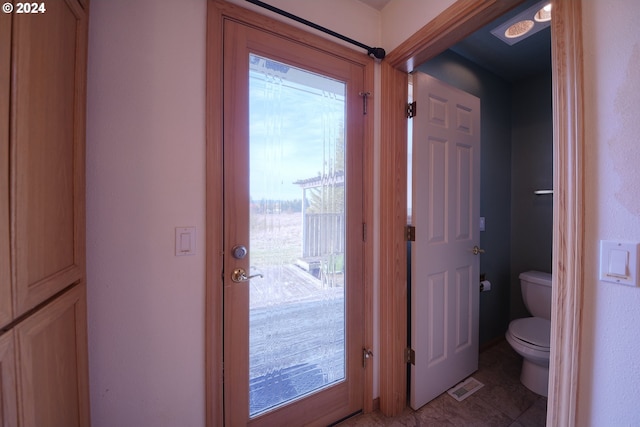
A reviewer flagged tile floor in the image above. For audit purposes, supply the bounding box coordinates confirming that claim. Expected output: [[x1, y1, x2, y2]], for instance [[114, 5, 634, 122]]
[[337, 340, 547, 427]]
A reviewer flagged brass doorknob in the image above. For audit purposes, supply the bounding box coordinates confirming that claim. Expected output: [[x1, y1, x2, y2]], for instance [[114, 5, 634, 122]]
[[472, 245, 485, 255], [231, 268, 264, 283]]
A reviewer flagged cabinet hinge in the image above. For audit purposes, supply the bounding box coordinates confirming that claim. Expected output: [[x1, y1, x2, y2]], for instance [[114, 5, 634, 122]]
[[406, 225, 416, 242], [405, 347, 415, 365], [406, 101, 416, 118], [362, 222, 367, 242]]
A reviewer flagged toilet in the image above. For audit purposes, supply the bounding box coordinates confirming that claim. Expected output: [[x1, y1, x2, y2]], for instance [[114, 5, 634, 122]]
[[505, 271, 552, 397]]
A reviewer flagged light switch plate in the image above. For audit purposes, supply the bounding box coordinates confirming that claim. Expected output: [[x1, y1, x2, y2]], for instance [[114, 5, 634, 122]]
[[599, 240, 639, 286], [175, 226, 196, 256]]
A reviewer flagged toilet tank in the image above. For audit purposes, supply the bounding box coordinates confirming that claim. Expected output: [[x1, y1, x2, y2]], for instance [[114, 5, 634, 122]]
[[519, 271, 553, 319]]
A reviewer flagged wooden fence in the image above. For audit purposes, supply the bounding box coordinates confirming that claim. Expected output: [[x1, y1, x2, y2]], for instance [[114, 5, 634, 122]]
[[302, 213, 345, 259]]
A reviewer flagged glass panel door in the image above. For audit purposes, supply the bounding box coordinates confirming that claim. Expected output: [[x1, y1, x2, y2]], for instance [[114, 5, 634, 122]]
[[248, 54, 347, 417], [222, 18, 365, 426]]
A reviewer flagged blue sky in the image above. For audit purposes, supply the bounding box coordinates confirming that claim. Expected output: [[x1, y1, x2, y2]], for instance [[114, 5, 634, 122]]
[[249, 55, 345, 201]]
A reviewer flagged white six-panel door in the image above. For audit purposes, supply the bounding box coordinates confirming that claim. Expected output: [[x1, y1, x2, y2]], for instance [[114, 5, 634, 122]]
[[410, 72, 481, 410]]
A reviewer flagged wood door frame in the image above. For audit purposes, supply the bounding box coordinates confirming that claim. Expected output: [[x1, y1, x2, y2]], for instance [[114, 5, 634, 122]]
[[205, 1, 375, 425], [378, 1, 584, 425]]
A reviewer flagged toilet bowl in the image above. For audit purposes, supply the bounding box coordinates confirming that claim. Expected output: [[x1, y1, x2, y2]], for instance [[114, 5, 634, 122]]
[[506, 271, 552, 397], [506, 317, 551, 396]]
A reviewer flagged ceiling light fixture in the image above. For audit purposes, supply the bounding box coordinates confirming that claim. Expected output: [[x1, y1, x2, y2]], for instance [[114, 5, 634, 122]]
[[505, 20, 535, 39], [534, 4, 552, 22], [491, 1, 552, 45]]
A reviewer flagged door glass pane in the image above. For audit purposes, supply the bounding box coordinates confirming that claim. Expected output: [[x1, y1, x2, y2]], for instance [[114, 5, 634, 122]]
[[248, 54, 346, 417]]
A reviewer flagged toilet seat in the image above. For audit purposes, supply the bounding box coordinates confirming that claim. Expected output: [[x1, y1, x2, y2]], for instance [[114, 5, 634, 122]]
[[508, 317, 551, 351]]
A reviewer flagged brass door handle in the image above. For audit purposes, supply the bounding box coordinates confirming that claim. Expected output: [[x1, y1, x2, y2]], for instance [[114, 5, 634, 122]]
[[472, 245, 485, 255], [231, 268, 264, 283]]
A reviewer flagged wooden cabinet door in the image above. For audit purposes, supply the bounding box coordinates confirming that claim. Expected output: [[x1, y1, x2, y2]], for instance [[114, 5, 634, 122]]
[[15, 283, 90, 427], [0, 331, 18, 427], [11, 0, 87, 316], [0, 1, 11, 329]]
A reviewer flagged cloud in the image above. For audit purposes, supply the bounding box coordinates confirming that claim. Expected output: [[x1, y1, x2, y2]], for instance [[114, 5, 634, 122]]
[[249, 69, 345, 201]]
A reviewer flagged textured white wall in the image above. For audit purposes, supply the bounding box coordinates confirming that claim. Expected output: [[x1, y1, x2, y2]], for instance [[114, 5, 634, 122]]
[[380, 0, 455, 52], [226, 0, 456, 56], [86, 1, 207, 426], [228, 0, 383, 49], [579, 1, 640, 425]]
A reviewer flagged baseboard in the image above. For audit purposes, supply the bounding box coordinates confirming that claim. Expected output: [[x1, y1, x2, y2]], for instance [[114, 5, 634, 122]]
[[372, 397, 380, 412]]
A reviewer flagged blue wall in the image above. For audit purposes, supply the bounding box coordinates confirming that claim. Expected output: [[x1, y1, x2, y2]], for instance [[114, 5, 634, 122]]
[[414, 49, 552, 344], [510, 73, 553, 319]]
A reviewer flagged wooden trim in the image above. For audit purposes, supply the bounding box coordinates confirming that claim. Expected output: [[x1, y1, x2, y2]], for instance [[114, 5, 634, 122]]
[[379, 0, 584, 422], [72, 0, 88, 304], [0, 2, 12, 329], [206, 1, 375, 424], [385, 0, 525, 73], [0, 330, 18, 426], [548, 1, 584, 425], [362, 52, 375, 416], [74, 282, 91, 425], [205, 2, 225, 426], [378, 60, 408, 416], [371, 396, 380, 412]]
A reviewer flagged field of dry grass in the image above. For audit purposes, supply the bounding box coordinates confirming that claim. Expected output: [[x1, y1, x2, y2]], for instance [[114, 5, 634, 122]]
[[250, 212, 303, 266], [248, 211, 344, 307]]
